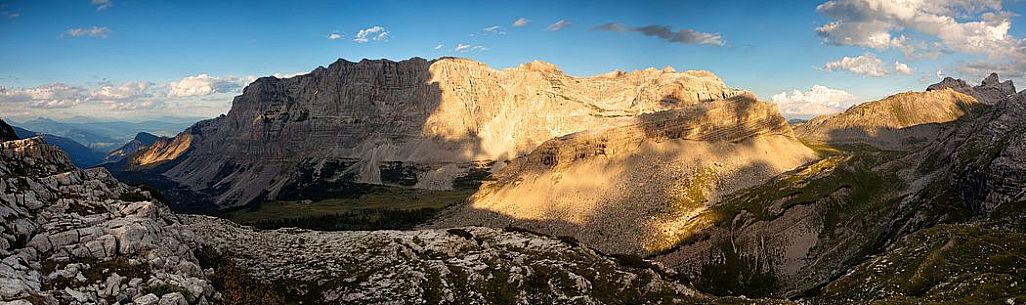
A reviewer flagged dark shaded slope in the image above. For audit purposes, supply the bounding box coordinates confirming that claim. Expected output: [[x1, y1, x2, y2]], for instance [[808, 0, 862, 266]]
[[0, 119, 17, 141]]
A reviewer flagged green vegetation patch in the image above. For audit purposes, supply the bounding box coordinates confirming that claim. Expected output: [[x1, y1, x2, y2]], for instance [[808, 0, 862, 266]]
[[816, 215, 1026, 304], [225, 186, 474, 231]]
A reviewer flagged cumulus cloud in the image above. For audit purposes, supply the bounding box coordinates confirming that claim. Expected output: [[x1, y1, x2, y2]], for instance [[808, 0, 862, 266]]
[[0, 81, 165, 110], [434, 44, 444, 50], [354, 26, 388, 43], [597, 22, 724, 46], [771, 85, 858, 118], [513, 17, 529, 27], [823, 53, 889, 77], [894, 61, 914, 74], [546, 20, 570, 31], [91, 0, 112, 11], [0, 73, 258, 118], [65, 26, 110, 38], [816, 0, 1013, 56], [167, 74, 253, 97], [327, 32, 342, 40], [0, 84, 91, 109]]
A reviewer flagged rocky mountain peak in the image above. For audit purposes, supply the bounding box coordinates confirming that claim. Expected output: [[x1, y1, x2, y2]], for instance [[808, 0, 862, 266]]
[[926, 73, 1015, 104], [926, 77, 969, 91], [982, 72, 1001, 85], [518, 60, 563, 74]]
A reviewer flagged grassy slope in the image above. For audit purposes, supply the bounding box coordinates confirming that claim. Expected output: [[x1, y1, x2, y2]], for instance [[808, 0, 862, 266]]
[[226, 187, 474, 223], [815, 203, 1026, 304]]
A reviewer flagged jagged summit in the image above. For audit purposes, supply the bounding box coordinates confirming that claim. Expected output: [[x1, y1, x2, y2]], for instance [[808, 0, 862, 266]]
[[927, 72, 1015, 104]]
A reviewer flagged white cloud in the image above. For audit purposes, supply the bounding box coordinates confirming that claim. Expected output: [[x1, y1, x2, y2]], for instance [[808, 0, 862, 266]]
[[771, 85, 857, 118], [0, 81, 162, 110], [434, 44, 444, 50], [91, 81, 153, 100], [0, 73, 259, 118], [91, 0, 112, 11], [354, 26, 389, 43], [546, 20, 570, 31], [454, 43, 487, 53], [167, 74, 253, 97], [894, 61, 913, 74], [0, 83, 91, 109], [513, 17, 529, 27], [65, 26, 110, 38], [274, 72, 305, 79], [815, 0, 1015, 57], [823, 53, 889, 77], [327, 32, 342, 40]]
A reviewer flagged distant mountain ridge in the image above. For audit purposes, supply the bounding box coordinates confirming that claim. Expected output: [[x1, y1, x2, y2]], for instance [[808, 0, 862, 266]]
[[102, 132, 160, 164], [13, 117, 198, 152]]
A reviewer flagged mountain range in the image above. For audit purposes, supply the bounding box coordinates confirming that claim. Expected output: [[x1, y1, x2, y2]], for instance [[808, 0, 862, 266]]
[[2, 57, 1025, 304], [10, 117, 198, 153]]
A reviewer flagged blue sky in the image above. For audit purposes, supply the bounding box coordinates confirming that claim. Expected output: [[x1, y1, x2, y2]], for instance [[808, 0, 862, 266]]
[[3, 0, 1026, 120]]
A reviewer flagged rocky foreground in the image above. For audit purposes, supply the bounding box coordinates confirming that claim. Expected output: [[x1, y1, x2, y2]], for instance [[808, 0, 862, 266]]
[[1, 134, 737, 304]]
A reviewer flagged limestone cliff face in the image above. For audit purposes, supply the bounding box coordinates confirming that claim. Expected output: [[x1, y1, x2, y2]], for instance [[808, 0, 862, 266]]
[[429, 96, 817, 255], [795, 89, 979, 150], [126, 57, 749, 208]]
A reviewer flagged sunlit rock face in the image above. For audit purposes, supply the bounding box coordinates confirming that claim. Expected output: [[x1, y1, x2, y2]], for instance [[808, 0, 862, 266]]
[[124, 57, 749, 209], [428, 96, 818, 256], [796, 74, 1016, 151], [795, 89, 979, 150]]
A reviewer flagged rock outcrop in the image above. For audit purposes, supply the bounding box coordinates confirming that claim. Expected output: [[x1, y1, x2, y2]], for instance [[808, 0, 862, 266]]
[[102, 132, 159, 164], [119, 57, 750, 209], [0, 137, 215, 304], [927, 72, 1016, 104], [429, 96, 817, 255], [0, 119, 17, 142], [0, 136, 731, 304], [184, 217, 705, 304]]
